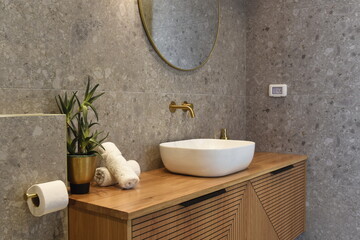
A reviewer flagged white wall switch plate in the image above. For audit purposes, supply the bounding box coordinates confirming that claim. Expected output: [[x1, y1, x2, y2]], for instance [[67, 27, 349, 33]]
[[269, 84, 287, 97]]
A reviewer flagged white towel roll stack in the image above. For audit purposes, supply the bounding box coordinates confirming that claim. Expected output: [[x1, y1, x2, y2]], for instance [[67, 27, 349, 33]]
[[94, 160, 141, 187]]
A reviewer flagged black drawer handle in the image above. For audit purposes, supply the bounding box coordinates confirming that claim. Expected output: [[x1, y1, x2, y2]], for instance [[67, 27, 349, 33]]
[[180, 189, 226, 207], [271, 165, 294, 175]]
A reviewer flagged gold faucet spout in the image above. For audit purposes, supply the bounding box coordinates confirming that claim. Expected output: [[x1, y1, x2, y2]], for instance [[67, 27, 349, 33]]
[[169, 101, 195, 118], [186, 105, 195, 118]]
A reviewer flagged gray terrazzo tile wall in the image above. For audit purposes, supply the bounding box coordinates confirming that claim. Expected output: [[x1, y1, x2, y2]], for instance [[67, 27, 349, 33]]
[[1, 0, 246, 172], [246, 0, 360, 239], [0, 114, 67, 240], [6, 0, 357, 238]]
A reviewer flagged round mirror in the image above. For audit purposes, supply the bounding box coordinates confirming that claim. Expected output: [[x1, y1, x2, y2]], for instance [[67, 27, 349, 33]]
[[138, 0, 220, 71]]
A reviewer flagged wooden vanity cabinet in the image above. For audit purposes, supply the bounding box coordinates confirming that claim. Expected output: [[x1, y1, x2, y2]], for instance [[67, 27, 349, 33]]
[[69, 153, 307, 240]]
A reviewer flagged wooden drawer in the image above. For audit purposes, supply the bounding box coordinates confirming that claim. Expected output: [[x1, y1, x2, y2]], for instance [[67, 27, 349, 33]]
[[132, 183, 247, 240], [250, 161, 306, 240]]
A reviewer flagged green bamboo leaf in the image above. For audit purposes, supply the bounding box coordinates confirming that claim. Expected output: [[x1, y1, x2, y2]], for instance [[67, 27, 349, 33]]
[[55, 97, 62, 113], [85, 76, 91, 98], [88, 83, 100, 99], [89, 92, 105, 104], [63, 92, 68, 105], [98, 132, 109, 144], [89, 105, 99, 121], [67, 137, 77, 154], [56, 95, 66, 113], [75, 94, 82, 109], [88, 122, 99, 128], [82, 107, 88, 121], [91, 131, 100, 139], [69, 92, 77, 105], [69, 125, 77, 137]]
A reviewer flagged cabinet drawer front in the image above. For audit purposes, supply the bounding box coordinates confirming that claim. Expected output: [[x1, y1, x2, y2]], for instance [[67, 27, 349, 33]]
[[132, 183, 247, 240], [250, 161, 306, 240]]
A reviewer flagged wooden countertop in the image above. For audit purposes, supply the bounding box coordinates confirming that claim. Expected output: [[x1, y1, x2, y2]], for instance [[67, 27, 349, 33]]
[[69, 152, 307, 220]]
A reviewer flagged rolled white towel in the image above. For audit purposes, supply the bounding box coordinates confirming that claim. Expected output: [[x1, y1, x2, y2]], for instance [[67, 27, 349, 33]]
[[97, 142, 122, 160], [127, 160, 141, 176], [97, 142, 139, 189], [94, 167, 117, 187], [106, 154, 139, 189], [96, 143, 118, 166], [94, 161, 141, 187]]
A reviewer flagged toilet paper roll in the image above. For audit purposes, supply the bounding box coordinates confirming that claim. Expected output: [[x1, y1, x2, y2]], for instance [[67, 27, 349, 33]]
[[26, 180, 69, 217]]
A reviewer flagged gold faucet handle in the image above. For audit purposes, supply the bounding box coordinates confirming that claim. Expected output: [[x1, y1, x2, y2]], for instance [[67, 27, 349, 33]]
[[220, 128, 229, 140]]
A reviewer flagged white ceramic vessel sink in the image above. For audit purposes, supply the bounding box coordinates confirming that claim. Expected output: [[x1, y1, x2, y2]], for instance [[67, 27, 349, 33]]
[[160, 139, 255, 177]]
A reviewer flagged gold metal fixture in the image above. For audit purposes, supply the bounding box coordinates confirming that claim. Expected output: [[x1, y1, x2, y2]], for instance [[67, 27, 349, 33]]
[[25, 193, 40, 207], [169, 101, 195, 118], [220, 128, 229, 140], [25, 193, 38, 199]]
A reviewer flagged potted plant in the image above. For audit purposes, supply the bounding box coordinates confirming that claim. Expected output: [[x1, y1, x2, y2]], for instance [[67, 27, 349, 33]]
[[56, 77, 108, 194]]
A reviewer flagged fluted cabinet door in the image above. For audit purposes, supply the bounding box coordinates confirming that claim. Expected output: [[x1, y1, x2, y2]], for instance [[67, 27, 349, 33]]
[[249, 161, 307, 240], [246, 183, 279, 240], [132, 183, 247, 240]]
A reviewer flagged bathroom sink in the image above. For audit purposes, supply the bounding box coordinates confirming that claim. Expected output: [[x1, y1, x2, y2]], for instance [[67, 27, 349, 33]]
[[159, 139, 255, 177]]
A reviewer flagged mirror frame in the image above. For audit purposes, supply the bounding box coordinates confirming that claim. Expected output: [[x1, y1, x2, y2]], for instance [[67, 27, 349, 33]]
[[138, 0, 220, 71]]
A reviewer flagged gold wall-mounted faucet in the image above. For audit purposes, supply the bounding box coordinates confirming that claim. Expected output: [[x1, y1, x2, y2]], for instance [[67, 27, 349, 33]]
[[220, 128, 229, 140], [169, 101, 195, 118]]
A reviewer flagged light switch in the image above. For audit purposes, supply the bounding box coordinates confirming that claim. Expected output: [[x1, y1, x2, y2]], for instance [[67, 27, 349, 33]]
[[269, 84, 287, 97]]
